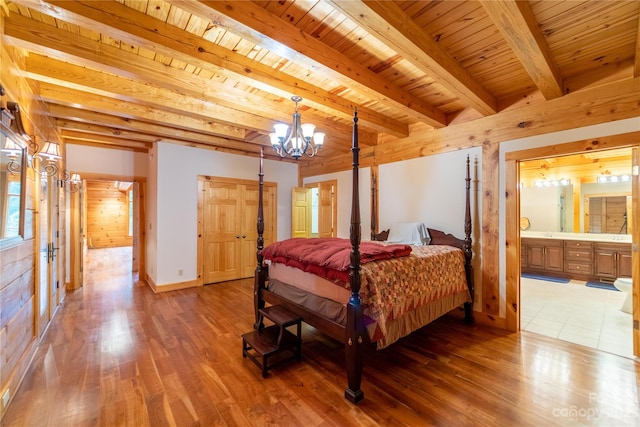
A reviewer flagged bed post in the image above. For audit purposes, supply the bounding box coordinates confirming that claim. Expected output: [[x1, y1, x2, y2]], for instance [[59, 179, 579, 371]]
[[254, 147, 266, 330], [463, 155, 475, 324], [370, 171, 376, 240], [345, 108, 365, 404]]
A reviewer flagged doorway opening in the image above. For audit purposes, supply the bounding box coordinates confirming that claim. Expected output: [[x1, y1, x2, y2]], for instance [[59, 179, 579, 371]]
[[69, 176, 145, 290], [292, 180, 336, 238], [518, 147, 634, 358]]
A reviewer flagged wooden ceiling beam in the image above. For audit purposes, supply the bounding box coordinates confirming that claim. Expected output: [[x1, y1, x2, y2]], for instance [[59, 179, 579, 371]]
[[56, 120, 161, 143], [327, 0, 497, 116], [35, 82, 256, 139], [61, 130, 152, 150], [302, 78, 640, 177], [480, 0, 564, 100], [15, 1, 406, 137], [47, 101, 373, 154], [4, 15, 364, 144], [183, 1, 446, 127], [24, 54, 275, 133], [44, 103, 251, 144]]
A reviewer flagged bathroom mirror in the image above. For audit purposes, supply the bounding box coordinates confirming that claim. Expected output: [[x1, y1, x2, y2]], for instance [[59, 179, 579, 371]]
[[584, 194, 631, 234], [0, 105, 28, 246], [520, 148, 633, 235]]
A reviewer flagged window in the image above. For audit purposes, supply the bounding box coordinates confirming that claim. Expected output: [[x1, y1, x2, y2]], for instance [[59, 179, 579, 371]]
[[4, 178, 21, 237]]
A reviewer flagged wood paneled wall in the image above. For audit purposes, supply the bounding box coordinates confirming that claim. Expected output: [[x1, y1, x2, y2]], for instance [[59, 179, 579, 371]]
[[86, 180, 132, 249], [1, 15, 43, 418]]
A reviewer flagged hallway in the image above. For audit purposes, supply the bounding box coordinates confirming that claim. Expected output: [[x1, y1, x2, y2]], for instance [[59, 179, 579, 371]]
[[2, 254, 640, 426]]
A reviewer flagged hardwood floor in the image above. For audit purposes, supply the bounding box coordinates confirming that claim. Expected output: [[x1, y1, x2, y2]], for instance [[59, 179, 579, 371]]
[[3, 250, 640, 426]]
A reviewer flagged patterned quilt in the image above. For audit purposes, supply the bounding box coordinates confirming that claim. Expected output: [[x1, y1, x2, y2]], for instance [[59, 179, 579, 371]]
[[359, 245, 470, 344], [263, 238, 470, 347]]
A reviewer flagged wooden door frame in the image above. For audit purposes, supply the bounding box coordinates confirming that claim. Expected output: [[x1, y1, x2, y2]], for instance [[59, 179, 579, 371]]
[[68, 173, 146, 287], [505, 132, 640, 358], [304, 179, 337, 237], [197, 175, 277, 286]]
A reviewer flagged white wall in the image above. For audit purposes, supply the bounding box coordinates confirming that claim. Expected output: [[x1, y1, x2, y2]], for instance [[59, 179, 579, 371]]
[[378, 148, 482, 241], [521, 186, 563, 232], [146, 144, 158, 284], [66, 145, 148, 178], [152, 142, 298, 287]]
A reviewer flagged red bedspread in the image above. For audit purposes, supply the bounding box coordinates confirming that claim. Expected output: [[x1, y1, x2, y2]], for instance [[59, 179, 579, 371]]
[[261, 238, 411, 282]]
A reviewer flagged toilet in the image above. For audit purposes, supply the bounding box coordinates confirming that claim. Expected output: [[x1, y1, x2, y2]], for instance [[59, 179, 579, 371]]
[[613, 278, 633, 314]]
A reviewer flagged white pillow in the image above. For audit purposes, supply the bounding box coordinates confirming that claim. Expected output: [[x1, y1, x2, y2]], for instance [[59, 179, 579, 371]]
[[386, 222, 430, 245]]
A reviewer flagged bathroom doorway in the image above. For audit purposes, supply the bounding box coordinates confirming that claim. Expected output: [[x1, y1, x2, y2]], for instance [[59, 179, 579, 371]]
[[519, 148, 633, 358], [505, 137, 639, 360]]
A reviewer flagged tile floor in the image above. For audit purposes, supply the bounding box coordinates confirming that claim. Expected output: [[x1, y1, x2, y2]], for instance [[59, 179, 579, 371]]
[[521, 276, 634, 359]]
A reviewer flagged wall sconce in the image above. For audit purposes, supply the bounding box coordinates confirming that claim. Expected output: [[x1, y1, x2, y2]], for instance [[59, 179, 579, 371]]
[[61, 171, 81, 193], [1, 137, 22, 174], [29, 139, 62, 177], [1, 101, 62, 177]]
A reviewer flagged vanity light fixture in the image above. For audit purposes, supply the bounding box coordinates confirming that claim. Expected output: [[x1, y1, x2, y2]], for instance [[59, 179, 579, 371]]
[[533, 179, 571, 188], [598, 175, 631, 183], [269, 96, 325, 159]]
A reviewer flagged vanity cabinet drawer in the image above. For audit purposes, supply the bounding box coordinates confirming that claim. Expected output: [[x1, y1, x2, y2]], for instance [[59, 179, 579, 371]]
[[564, 248, 592, 261], [563, 240, 594, 276], [564, 260, 593, 275], [564, 240, 593, 250]]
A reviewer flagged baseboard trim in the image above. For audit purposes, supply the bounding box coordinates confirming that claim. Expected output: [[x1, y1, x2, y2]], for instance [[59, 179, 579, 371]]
[[146, 276, 201, 293]]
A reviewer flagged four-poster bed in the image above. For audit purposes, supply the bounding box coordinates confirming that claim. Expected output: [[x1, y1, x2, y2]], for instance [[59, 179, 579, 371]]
[[253, 110, 474, 403]]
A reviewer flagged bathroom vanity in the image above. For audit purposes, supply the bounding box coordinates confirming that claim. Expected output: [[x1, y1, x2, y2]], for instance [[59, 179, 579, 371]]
[[521, 232, 632, 282]]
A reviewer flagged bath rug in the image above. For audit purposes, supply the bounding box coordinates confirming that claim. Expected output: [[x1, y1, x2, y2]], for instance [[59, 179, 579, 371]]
[[521, 273, 569, 284], [585, 281, 619, 291]]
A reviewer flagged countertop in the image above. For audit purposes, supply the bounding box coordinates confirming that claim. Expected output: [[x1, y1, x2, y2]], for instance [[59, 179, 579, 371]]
[[521, 231, 631, 243]]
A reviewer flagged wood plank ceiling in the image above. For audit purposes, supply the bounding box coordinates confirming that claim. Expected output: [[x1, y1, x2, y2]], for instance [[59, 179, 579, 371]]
[[3, 0, 639, 164]]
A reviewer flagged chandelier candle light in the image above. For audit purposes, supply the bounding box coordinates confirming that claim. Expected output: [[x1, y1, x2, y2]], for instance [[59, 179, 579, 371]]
[[269, 96, 325, 159]]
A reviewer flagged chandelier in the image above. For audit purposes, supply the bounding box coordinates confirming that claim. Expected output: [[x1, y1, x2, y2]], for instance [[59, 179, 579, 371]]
[[269, 96, 325, 159]]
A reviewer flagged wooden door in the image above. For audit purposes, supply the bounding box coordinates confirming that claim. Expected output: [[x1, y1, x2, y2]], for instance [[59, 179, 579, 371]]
[[52, 181, 60, 305], [37, 174, 58, 337], [68, 184, 84, 290], [292, 187, 310, 238], [263, 185, 276, 247], [241, 184, 276, 277], [202, 181, 241, 284], [317, 181, 335, 237], [241, 184, 258, 278]]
